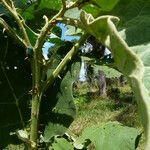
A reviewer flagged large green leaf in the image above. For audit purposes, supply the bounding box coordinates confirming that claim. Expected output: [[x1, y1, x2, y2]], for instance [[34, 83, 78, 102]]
[[109, 0, 150, 90], [19, 0, 26, 5], [65, 8, 82, 36], [82, 4, 100, 17], [40, 57, 80, 143], [107, 0, 150, 30], [38, 0, 61, 10], [92, 0, 119, 11], [21, 3, 36, 20], [76, 122, 140, 150], [78, 4, 150, 149], [82, 0, 119, 17], [108, 0, 150, 144], [49, 137, 74, 150], [21, 1, 59, 29]]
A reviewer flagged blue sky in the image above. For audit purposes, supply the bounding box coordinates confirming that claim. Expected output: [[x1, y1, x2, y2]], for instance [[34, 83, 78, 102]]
[[59, 23, 80, 41], [42, 23, 79, 59]]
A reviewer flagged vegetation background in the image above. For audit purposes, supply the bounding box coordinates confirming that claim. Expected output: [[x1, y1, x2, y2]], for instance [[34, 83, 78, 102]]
[[0, 0, 150, 150]]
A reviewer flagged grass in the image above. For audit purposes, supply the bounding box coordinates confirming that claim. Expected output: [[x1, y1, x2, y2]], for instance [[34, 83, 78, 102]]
[[68, 82, 145, 149]]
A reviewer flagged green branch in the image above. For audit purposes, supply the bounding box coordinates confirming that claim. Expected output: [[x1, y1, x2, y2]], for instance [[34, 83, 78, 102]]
[[41, 33, 87, 95], [1, 0, 31, 47], [34, 5, 65, 53], [29, 1, 79, 148], [0, 17, 26, 47], [33, 0, 81, 53]]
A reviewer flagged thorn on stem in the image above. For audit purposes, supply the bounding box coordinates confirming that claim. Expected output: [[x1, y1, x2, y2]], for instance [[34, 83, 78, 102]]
[[43, 15, 48, 24], [3, 28, 6, 33], [58, 75, 61, 79]]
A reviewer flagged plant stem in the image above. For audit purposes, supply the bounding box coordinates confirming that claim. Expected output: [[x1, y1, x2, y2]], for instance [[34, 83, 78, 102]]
[[29, 1, 87, 148], [30, 51, 41, 149], [30, 94, 40, 149], [29, 2, 69, 147], [42, 33, 88, 93], [1, 0, 31, 47], [34, 0, 78, 53]]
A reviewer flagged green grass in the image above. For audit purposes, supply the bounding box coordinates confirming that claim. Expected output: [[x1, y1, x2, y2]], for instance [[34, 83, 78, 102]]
[[69, 82, 145, 149]]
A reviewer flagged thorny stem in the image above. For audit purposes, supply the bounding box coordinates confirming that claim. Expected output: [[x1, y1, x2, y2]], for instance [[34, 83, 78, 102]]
[[1, 0, 31, 47], [33, 0, 81, 53], [30, 0, 80, 148], [29, 51, 42, 149], [30, 0, 86, 146], [34, 7, 65, 52], [0, 0, 87, 149]]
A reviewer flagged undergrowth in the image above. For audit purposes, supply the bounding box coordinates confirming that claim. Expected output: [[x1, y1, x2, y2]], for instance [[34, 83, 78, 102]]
[[69, 81, 145, 149]]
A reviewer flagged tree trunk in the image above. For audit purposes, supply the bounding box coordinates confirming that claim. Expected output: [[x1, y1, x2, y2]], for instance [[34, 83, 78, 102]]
[[97, 70, 107, 96]]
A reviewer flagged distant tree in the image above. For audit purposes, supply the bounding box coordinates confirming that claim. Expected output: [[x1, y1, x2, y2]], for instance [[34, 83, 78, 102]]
[[97, 70, 107, 96]]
